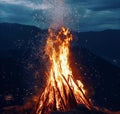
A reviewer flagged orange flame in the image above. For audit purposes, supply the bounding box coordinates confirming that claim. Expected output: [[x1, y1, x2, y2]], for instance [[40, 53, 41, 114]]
[[36, 27, 92, 114]]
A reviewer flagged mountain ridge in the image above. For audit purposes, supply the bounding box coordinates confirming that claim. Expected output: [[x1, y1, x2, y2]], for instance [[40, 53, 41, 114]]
[[1, 22, 120, 67]]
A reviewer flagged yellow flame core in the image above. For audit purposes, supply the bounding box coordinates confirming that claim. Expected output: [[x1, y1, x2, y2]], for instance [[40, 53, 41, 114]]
[[36, 27, 92, 114]]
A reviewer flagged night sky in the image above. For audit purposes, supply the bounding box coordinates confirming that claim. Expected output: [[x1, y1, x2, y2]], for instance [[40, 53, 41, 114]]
[[0, 0, 120, 31]]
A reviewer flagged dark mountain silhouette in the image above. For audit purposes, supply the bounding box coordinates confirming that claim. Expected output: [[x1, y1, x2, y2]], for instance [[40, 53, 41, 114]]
[[1, 23, 120, 66], [75, 30, 120, 67], [0, 23, 120, 113]]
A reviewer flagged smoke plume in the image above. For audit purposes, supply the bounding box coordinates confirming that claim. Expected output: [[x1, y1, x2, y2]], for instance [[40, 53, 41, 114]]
[[34, 0, 71, 29]]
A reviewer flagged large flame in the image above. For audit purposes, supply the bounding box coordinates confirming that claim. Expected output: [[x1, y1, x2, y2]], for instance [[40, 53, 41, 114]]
[[36, 27, 92, 114]]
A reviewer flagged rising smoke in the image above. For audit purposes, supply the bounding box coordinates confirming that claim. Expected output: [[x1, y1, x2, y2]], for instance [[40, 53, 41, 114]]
[[34, 0, 72, 29]]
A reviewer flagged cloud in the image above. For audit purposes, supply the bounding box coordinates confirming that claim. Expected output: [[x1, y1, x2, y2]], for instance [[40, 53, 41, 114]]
[[0, 0, 120, 31], [0, 0, 53, 27], [1, 0, 52, 10], [88, 0, 120, 11], [78, 9, 120, 31], [66, 0, 120, 31]]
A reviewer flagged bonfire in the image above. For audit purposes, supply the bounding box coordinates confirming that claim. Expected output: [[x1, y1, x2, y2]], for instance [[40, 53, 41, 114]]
[[36, 27, 92, 114]]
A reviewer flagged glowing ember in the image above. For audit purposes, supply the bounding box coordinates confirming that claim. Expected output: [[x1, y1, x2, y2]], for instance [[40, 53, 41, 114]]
[[36, 27, 92, 114]]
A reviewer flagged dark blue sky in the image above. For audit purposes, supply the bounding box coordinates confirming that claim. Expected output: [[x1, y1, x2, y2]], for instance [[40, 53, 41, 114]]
[[0, 0, 120, 31]]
